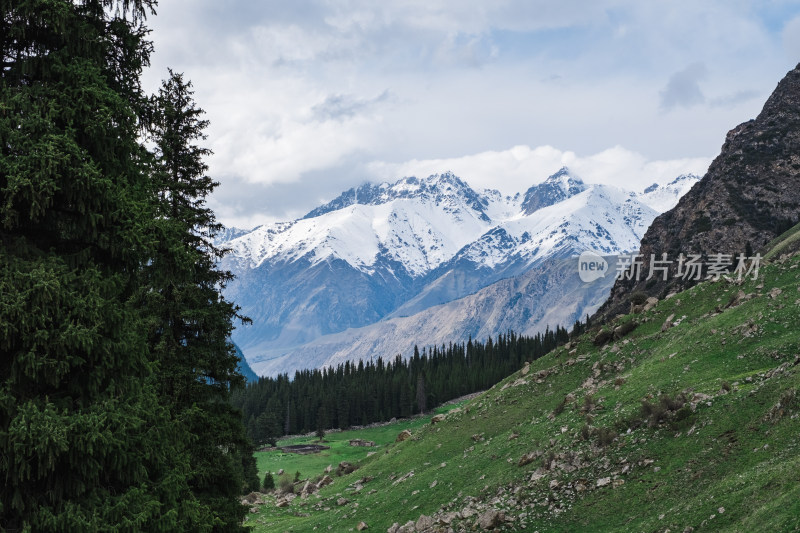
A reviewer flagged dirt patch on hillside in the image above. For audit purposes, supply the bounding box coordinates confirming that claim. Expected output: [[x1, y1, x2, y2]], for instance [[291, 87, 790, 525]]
[[279, 444, 330, 455]]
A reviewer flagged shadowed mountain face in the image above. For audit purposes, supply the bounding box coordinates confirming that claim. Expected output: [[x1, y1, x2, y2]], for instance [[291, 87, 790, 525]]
[[521, 167, 587, 215], [600, 63, 800, 318]]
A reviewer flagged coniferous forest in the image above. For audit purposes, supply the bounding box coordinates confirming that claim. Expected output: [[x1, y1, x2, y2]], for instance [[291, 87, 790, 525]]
[[0, 2, 258, 531], [231, 326, 572, 446]]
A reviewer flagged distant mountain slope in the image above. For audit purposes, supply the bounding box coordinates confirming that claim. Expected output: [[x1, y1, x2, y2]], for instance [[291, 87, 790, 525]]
[[602, 63, 800, 317], [221, 169, 699, 376], [247, 254, 623, 377], [234, 342, 259, 383]]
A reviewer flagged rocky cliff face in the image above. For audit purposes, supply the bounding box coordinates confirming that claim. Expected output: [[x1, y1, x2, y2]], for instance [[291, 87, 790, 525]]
[[600, 63, 800, 317]]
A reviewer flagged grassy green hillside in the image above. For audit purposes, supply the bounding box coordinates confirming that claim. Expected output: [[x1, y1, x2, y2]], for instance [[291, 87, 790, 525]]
[[243, 248, 800, 532]]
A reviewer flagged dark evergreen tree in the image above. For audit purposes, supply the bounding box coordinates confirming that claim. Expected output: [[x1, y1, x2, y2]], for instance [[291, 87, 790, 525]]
[[416, 374, 427, 413], [0, 1, 201, 530], [263, 472, 275, 491], [144, 69, 252, 530]]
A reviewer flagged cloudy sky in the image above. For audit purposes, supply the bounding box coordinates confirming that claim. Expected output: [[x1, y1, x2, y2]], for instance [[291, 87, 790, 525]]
[[142, 1, 800, 229]]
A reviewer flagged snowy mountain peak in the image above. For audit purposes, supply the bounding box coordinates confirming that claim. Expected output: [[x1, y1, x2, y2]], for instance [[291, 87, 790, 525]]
[[521, 167, 587, 215], [303, 172, 489, 222], [637, 173, 701, 212]]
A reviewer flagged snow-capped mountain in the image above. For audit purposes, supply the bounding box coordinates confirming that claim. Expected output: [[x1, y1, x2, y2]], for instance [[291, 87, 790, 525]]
[[220, 168, 700, 376], [225, 172, 498, 277]]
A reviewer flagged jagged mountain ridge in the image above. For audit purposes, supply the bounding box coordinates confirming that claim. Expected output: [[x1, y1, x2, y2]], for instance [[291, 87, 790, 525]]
[[221, 168, 700, 376]]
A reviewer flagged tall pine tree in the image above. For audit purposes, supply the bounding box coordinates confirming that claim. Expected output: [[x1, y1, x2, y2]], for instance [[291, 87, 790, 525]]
[[0, 1, 202, 530], [144, 69, 253, 531]]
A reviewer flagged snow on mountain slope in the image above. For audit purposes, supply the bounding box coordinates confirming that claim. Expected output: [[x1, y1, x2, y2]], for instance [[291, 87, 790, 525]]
[[454, 185, 656, 269], [226, 173, 495, 277], [221, 167, 697, 376], [637, 174, 701, 212]]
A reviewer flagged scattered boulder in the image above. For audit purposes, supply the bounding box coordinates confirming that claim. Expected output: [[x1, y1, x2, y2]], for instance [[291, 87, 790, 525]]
[[395, 521, 416, 533], [337, 497, 349, 506], [396, 429, 412, 442], [593, 328, 614, 346], [431, 414, 446, 424], [392, 470, 415, 486], [357, 521, 369, 531], [416, 514, 435, 530], [477, 509, 505, 530], [596, 477, 611, 487], [324, 464, 333, 474], [317, 475, 333, 489], [518, 451, 541, 467], [300, 481, 316, 498], [662, 314, 676, 332], [521, 363, 531, 376], [529, 468, 546, 482], [336, 461, 358, 476], [643, 296, 659, 312]]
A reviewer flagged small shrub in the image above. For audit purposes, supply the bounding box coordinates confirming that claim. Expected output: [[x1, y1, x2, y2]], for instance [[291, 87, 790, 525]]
[[596, 427, 618, 447], [581, 394, 596, 414], [629, 291, 649, 306], [263, 472, 275, 491], [580, 424, 593, 441], [551, 398, 567, 417], [294, 471, 301, 483], [616, 415, 642, 432], [660, 393, 686, 412], [721, 381, 732, 392], [641, 399, 666, 427], [641, 393, 688, 427], [614, 320, 638, 339], [278, 475, 294, 494], [542, 451, 557, 470], [670, 405, 694, 430], [614, 377, 626, 388]]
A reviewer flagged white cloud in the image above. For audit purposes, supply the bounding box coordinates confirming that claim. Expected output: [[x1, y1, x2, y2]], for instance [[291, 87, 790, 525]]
[[141, 1, 800, 226]]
